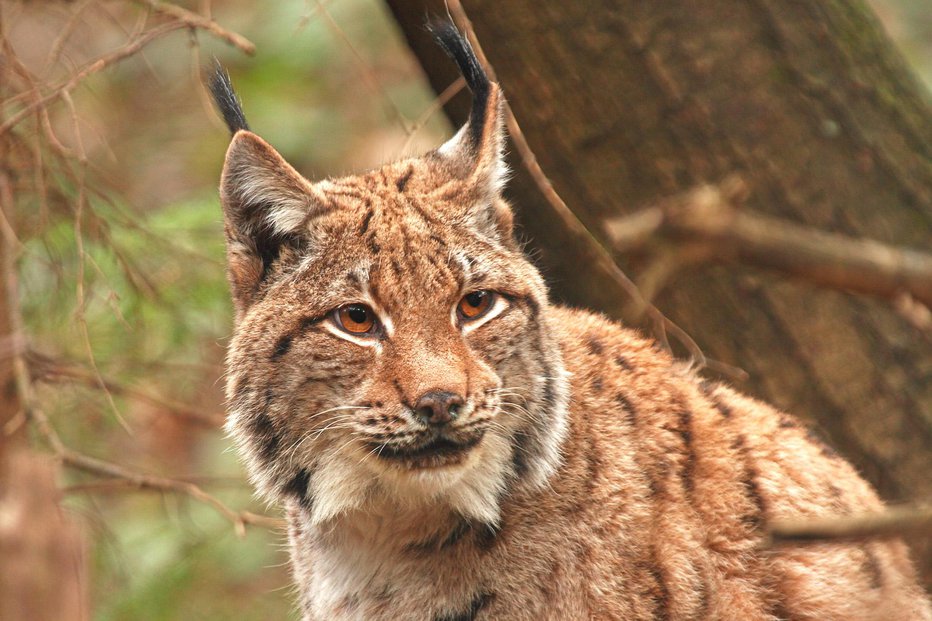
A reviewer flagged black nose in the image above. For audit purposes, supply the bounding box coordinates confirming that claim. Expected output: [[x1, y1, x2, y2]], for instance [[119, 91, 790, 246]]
[[413, 391, 464, 426]]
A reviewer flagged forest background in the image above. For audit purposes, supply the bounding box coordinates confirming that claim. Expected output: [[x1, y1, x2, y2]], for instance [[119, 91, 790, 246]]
[[1, 0, 930, 618]]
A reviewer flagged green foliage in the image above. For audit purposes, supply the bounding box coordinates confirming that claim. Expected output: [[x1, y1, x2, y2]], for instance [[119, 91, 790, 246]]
[[22, 197, 229, 366]]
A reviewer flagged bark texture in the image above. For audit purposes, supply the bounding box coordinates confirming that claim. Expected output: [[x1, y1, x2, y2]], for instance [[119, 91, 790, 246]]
[[386, 0, 932, 583], [0, 451, 88, 621]]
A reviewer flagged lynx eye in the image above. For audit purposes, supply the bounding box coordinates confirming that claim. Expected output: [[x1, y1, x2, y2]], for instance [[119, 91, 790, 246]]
[[458, 290, 495, 322], [335, 304, 376, 335]]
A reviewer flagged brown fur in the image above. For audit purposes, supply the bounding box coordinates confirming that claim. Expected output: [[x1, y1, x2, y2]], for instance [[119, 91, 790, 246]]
[[216, 36, 931, 621]]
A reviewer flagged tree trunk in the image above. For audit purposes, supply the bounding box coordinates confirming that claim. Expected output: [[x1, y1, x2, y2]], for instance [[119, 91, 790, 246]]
[[386, 0, 932, 583], [0, 175, 87, 620], [0, 451, 88, 621], [0, 171, 23, 489]]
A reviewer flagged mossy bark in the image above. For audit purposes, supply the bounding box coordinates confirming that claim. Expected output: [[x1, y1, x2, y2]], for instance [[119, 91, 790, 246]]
[[387, 0, 932, 584]]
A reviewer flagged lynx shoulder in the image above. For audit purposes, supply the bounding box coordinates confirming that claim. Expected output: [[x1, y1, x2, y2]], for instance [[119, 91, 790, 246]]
[[211, 21, 931, 621]]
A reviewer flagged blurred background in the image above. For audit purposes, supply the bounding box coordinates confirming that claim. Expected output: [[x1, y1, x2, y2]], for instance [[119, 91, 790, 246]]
[[0, 0, 929, 619]]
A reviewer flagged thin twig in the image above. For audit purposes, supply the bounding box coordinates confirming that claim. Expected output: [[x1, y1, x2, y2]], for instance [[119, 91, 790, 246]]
[[59, 448, 281, 534], [0, 22, 187, 137], [295, 0, 335, 33], [1, 2, 254, 138], [314, 0, 413, 134], [133, 0, 256, 55], [11, 357, 274, 536], [62, 474, 246, 494], [400, 76, 465, 154], [69, 136, 133, 434], [43, 0, 98, 74], [29, 352, 225, 428]]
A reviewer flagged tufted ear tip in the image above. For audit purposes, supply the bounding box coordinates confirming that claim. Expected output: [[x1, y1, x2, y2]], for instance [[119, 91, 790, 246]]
[[208, 61, 250, 135], [430, 19, 508, 195], [427, 19, 492, 148]]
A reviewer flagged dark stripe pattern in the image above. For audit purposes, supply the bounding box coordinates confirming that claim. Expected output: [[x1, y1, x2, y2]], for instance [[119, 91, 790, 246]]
[[434, 592, 494, 621], [395, 167, 414, 192], [677, 409, 695, 496], [282, 468, 313, 511]]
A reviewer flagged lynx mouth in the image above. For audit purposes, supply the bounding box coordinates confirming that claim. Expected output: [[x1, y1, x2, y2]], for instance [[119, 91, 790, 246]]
[[371, 431, 485, 469]]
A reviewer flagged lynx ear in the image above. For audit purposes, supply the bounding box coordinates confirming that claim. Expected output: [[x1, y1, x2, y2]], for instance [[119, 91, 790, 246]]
[[209, 64, 326, 316], [219, 130, 321, 315], [430, 21, 511, 238]]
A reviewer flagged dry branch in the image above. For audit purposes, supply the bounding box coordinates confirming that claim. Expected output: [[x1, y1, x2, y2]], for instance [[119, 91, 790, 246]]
[[604, 179, 932, 310], [17, 380, 277, 536], [1, 273, 271, 536], [10, 348, 273, 535], [135, 0, 256, 55], [0, 22, 186, 137], [768, 504, 932, 545], [28, 351, 225, 428], [0, 2, 255, 137], [59, 448, 282, 534]]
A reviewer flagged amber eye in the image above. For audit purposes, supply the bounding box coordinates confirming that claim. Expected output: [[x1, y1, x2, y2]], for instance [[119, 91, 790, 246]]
[[458, 290, 495, 322], [335, 304, 376, 335]]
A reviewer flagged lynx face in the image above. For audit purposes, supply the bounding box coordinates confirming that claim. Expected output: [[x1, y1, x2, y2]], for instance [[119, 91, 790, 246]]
[[215, 33, 568, 527]]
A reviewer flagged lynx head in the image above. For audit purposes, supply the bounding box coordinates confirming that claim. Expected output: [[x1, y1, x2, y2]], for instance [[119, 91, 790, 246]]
[[212, 22, 568, 528]]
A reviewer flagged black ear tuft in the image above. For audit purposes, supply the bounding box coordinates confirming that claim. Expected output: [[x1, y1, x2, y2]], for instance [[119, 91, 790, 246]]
[[427, 19, 490, 146], [208, 61, 250, 135]]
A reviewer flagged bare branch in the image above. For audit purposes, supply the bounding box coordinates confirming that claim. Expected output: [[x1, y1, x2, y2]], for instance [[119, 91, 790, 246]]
[[28, 351, 225, 428], [9, 351, 261, 534], [1, 22, 186, 137], [10, 362, 269, 535], [59, 448, 282, 534], [134, 0, 256, 55], [1, 2, 256, 138], [767, 504, 932, 545], [13, 346, 270, 536], [604, 178, 932, 312]]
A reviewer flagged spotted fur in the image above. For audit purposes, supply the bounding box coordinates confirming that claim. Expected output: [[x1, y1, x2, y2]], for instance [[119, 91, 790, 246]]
[[213, 22, 931, 621]]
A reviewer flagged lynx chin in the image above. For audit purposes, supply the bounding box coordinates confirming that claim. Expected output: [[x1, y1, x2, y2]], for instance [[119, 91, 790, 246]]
[[209, 20, 931, 621]]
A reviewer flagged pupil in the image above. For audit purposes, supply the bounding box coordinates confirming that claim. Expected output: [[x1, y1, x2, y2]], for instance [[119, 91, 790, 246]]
[[466, 291, 486, 307], [348, 306, 368, 324]]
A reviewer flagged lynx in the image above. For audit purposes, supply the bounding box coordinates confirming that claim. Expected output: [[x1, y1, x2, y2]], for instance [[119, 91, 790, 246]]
[[210, 21, 931, 621]]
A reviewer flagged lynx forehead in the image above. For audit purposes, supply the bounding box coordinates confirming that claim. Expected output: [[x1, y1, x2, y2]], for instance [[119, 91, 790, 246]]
[[212, 21, 931, 621]]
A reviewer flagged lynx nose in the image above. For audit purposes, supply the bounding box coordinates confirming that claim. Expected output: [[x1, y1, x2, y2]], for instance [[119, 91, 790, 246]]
[[413, 391, 464, 426]]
